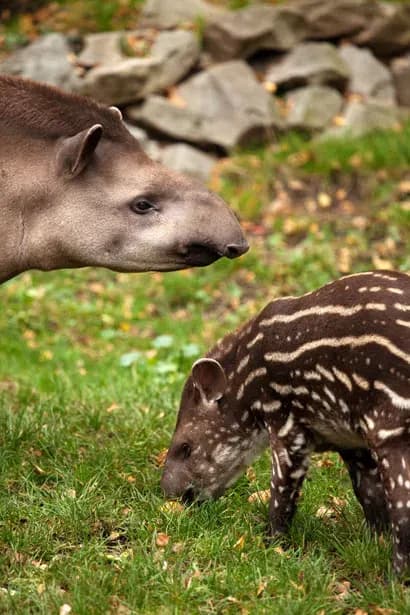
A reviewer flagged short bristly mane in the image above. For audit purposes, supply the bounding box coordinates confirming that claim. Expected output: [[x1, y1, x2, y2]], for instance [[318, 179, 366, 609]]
[[0, 75, 134, 142]]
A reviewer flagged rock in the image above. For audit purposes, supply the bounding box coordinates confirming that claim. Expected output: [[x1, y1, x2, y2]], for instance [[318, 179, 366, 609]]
[[321, 100, 401, 139], [290, 0, 382, 40], [0, 33, 73, 87], [141, 0, 225, 29], [285, 85, 343, 130], [76, 32, 124, 67], [391, 56, 410, 107], [161, 144, 216, 183], [203, 5, 307, 62], [265, 42, 349, 91], [339, 44, 395, 104], [128, 61, 282, 151], [70, 30, 199, 105], [353, 3, 410, 56]]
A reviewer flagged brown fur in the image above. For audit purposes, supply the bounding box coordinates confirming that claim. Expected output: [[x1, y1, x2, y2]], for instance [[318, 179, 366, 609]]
[[0, 75, 133, 142]]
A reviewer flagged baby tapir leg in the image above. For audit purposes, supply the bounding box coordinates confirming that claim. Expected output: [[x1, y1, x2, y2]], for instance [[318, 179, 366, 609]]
[[268, 423, 312, 537], [374, 439, 410, 576], [340, 448, 389, 533]]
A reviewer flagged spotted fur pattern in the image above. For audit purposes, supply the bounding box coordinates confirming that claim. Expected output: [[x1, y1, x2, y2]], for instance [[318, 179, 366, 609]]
[[161, 271, 410, 575]]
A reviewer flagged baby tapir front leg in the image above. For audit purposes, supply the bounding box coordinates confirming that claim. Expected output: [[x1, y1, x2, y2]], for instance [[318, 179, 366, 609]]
[[267, 417, 312, 537]]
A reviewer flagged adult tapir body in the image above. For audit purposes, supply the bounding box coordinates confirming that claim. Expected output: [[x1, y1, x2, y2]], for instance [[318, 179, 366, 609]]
[[0, 75, 248, 283]]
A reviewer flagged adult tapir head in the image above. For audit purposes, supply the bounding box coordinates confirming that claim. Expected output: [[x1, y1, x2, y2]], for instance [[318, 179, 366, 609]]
[[0, 76, 248, 282]]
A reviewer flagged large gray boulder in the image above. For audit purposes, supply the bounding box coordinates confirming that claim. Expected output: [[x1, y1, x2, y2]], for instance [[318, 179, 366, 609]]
[[140, 0, 225, 29], [128, 61, 283, 151], [353, 3, 410, 56], [0, 33, 73, 87], [339, 44, 395, 104], [70, 30, 199, 105], [203, 5, 307, 62], [391, 56, 410, 108], [75, 32, 124, 67], [161, 144, 217, 183], [285, 86, 343, 131], [265, 42, 349, 91], [321, 100, 401, 139], [290, 0, 382, 40]]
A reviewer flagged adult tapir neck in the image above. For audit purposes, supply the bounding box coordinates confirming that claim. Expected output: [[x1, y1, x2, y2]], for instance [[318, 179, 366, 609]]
[[0, 76, 248, 283], [0, 130, 51, 282]]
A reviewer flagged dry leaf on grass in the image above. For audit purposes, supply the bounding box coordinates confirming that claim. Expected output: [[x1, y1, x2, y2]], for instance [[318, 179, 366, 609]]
[[233, 535, 246, 550], [156, 532, 170, 548], [333, 580, 351, 601], [154, 449, 168, 468], [248, 489, 270, 504], [160, 501, 184, 513]]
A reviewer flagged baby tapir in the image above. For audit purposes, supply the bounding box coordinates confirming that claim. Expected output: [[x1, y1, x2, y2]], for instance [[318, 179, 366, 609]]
[[162, 270, 410, 575]]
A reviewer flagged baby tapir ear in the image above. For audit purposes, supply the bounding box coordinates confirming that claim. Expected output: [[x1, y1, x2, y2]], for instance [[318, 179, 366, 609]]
[[192, 358, 227, 404], [56, 124, 103, 177]]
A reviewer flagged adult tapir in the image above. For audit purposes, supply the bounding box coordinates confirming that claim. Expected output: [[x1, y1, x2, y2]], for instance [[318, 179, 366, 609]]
[[0, 75, 248, 284]]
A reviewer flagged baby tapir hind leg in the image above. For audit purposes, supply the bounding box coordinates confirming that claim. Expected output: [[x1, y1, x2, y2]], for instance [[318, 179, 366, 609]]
[[373, 437, 410, 576], [340, 448, 389, 533], [268, 425, 312, 537]]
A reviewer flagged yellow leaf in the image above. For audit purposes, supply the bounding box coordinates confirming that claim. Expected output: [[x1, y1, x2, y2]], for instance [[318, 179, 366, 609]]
[[248, 489, 270, 504], [317, 192, 332, 208], [233, 535, 246, 550], [263, 81, 277, 93], [160, 501, 184, 513]]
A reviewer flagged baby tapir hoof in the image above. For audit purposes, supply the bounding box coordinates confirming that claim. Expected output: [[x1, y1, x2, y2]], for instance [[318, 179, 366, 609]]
[[162, 270, 410, 577]]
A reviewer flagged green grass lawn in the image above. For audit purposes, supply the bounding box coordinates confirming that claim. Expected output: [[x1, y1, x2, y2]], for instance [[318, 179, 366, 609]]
[[0, 124, 409, 613]]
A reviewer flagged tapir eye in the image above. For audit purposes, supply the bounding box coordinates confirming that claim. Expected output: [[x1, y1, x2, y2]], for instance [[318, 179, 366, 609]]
[[130, 199, 155, 214], [180, 443, 191, 460]]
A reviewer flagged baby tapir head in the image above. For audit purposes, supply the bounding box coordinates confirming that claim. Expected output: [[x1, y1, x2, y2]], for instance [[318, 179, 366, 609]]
[[161, 358, 268, 501]]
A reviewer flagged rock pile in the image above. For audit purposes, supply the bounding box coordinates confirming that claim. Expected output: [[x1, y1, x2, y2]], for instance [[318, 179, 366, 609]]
[[1, 0, 409, 181]]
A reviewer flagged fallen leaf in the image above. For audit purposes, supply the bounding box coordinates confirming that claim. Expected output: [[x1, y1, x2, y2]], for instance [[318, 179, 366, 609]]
[[37, 583, 46, 595], [106, 403, 120, 413], [154, 449, 168, 468], [248, 489, 270, 504], [263, 81, 277, 93], [59, 605, 72, 615], [160, 501, 184, 513], [233, 535, 246, 550], [318, 192, 332, 208], [156, 532, 170, 548], [333, 580, 351, 601], [167, 86, 187, 108]]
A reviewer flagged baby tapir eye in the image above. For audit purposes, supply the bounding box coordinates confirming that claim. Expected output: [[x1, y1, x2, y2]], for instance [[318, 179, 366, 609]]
[[130, 199, 155, 214]]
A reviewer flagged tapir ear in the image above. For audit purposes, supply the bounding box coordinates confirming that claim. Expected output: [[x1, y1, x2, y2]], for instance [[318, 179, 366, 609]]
[[192, 358, 227, 404], [56, 124, 103, 177]]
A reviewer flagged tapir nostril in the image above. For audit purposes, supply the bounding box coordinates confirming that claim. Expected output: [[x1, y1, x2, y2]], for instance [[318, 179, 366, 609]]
[[224, 241, 249, 259]]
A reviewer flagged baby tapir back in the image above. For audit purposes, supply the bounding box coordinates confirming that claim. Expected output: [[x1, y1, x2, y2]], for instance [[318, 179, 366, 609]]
[[162, 270, 410, 575]]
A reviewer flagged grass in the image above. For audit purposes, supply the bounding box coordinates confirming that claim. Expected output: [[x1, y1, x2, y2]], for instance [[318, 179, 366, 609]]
[[0, 119, 409, 613]]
